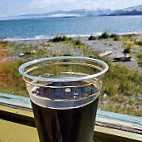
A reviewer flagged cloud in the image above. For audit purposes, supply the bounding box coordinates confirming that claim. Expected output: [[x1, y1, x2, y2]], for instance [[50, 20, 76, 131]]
[[30, 0, 142, 12], [31, 0, 58, 9], [1, 0, 142, 17], [0, 1, 9, 17], [30, 0, 104, 11], [31, 0, 70, 9]]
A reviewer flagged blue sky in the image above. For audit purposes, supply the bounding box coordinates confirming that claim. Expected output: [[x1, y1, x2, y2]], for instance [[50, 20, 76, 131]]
[[1, 0, 142, 17]]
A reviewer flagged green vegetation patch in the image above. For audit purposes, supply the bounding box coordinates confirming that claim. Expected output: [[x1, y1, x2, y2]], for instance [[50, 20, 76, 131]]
[[0, 59, 27, 96], [41, 43, 50, 46], [120, 41, 138, 49], [49, 36, 72, 42], [1, 38, 142, 117], [88, 35, 97, 40], [137, 53, 142, 67], [88, 32, 135, 41], [99, 59, 142, 116], [114, 34, 134, 41], [98, 32, 110, 39], [134, 41, 142, 46], [110, 33, 120, 41], [123, 47, 131, 54]]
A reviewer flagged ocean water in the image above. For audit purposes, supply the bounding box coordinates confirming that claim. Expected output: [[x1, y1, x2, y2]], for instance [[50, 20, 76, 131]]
[[0, 16, 142, 40]]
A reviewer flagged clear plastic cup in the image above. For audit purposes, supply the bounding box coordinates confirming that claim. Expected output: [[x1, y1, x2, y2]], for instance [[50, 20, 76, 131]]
[[19, 56, 108, 142]]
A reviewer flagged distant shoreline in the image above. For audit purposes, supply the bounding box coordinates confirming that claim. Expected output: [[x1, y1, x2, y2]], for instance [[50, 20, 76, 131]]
[[2, 32, 142, 42], [1, 33, 141, 75], [1, 14, 142, 21]]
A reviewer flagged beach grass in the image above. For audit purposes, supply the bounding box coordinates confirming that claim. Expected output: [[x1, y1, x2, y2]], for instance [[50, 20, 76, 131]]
[[137, 53, 142, 67], [98, 58, 142, 116], [0, 59, 27, 96], [134, 41, 142, 46], [88, 32, 135, 41]]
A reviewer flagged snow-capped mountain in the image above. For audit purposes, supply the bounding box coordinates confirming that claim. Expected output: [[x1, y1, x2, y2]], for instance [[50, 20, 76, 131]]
[[1, 5, 142, 20], [108, 5, 142, 16], [0, 9, 112, 20]]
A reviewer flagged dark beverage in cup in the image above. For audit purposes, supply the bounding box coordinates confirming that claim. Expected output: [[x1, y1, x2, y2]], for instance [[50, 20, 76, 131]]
[[31, 81, 98, 142], [19, 57, 108, 142]]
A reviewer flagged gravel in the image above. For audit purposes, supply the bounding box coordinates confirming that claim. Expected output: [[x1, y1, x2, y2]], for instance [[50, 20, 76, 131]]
[[11, 36, 142, 75], [79, 37, 142, 75]]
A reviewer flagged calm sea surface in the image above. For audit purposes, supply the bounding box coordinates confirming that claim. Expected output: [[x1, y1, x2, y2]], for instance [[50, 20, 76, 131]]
[[0, 16, 142, 40]]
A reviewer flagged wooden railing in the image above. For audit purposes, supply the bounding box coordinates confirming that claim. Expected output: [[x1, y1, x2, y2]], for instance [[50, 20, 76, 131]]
[[0, 92, 142, 142]]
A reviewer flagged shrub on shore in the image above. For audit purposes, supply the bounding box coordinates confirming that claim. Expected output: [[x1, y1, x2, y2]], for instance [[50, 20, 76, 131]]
[[110, 33, 120, 41], [110, 33, 119, 38], [135, 41, 142, 46], [98, 32, 119, 40], [123, 47, 131, 55], [49, 36, 72, 42], [88, 32, 136, 41], [74, 39, 82, 45], [123, 34, 135, 38], [88, 35, 97, 40], [98, 32, 110, 39], [137, 53, 142, 67]]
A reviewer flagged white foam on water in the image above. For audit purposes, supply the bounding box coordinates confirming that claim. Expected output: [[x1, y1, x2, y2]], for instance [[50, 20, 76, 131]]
[[2, 31, 142, 42], [2, 35, 52, 41]]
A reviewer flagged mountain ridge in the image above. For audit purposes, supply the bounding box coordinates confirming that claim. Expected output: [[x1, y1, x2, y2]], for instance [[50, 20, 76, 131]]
[[1, 5, 142, 20], [107, 5, 142, 16]]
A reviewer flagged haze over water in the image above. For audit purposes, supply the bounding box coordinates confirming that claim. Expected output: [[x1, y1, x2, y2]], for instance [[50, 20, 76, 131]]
[[0, 16, 142, 40]]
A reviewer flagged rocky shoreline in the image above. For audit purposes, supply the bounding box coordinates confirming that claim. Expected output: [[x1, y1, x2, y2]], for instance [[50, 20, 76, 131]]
[[9, 34, 142, 75], [79, 36, 142, 75]]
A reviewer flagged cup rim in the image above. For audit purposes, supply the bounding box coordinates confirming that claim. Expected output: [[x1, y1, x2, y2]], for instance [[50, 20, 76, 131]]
[[19, 56, 109, 82]]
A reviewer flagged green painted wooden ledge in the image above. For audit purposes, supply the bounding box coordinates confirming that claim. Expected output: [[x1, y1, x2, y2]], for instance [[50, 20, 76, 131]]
[[0, 93, 142, 142]]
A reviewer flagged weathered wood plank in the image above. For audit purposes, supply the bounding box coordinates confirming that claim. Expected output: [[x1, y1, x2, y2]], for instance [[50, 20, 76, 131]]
[[99, 51, 112, 57]]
